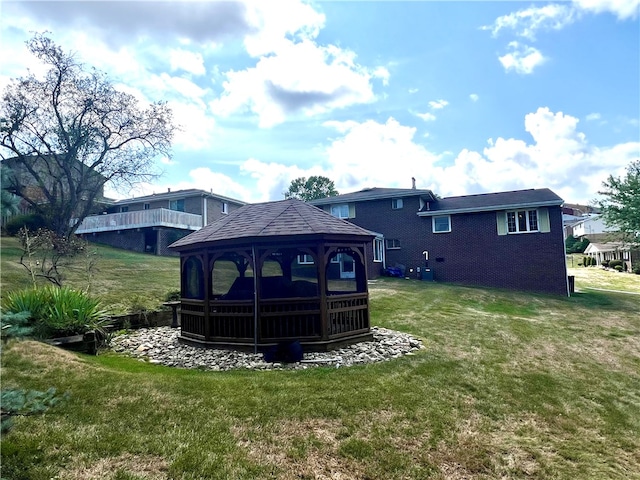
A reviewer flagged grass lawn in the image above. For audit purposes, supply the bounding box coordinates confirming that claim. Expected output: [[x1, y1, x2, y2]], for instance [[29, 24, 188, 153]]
[[2, 238, 640, 479]]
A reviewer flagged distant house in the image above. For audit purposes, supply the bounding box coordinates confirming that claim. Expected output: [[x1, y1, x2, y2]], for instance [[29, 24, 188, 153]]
[[76, 189, 246, 255], [584, 242, 639, 272], [1, 154, 108, 226], [310, 187, 569, 296], [569, 214, 616, 242]]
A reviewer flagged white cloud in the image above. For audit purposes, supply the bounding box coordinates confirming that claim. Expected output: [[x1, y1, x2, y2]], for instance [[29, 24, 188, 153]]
[[242, 0, 326, 56], [469, 94, 479, 102], [416, 112, 437, 122], [499, 42, 546, 74], [169, 49, 206, 76], [483, 4, 576, 40], [573, 0, 640, 20], [428, 99, 449, 110], [112, 167, 253, 203], [440, 107, 639, 201], [210, 39, 381, 127], [323, 118, 441, 192], [586, 112, 602, 121]]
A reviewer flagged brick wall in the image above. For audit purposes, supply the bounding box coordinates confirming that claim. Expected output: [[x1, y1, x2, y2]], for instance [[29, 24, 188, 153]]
[[85, 230, 146, 253], [343, 197, 568, 295]]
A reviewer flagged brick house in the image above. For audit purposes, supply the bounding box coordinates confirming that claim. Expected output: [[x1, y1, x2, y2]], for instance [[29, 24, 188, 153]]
[[76, 189, 246, 256], [310, 187, 569, 296]]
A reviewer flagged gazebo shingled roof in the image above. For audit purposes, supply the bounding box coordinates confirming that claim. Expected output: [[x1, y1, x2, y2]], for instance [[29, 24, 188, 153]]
[[170, 198, 375, 249]]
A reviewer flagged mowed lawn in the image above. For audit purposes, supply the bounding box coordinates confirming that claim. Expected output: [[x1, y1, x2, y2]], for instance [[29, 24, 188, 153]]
[[1, 237, 639, 479]]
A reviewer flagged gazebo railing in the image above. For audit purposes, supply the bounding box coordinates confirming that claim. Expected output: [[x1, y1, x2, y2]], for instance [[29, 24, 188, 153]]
[[327, 293, 369, 337], [180, 292, 369, 346]]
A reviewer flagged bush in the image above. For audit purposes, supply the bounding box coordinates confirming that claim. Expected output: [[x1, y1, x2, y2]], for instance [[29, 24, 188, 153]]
[[3, 213, 48, 236], [614, 265, 623, 272], [583, 256, 589, 267], [601, 260, 610, 268], [1, 286, 109, 338], [609, 260, 623, 269]]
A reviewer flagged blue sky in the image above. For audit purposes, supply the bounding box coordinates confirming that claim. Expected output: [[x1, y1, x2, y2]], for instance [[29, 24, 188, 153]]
[[1, 0, 638, 204]]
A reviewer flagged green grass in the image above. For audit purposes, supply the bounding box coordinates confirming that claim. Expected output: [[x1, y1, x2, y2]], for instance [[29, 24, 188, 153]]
[[2, 238, 640, 479], [1, 236, 180, 314]]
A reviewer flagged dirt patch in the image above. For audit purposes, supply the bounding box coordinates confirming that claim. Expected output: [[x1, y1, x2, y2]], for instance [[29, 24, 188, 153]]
[[62, 453, 169, 480], [232, 418, 365, 480]]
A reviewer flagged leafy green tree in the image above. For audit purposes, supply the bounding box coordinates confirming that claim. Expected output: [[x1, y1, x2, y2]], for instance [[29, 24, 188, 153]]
[[284, 175, 338, 201], [598, 160, 640, 246], [1, 33, 176, 238]]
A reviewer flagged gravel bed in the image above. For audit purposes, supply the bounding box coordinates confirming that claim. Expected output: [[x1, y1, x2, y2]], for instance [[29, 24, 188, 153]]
[[109, 326, 424, 371]]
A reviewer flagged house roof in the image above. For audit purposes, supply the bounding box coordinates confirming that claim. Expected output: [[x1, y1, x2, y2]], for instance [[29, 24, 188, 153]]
[[309, 187, 436, 205], [112, 188, 247, 206], [584, 242, 635, 253], [169, 198, 375, 251], [418, 188, 563, 216]]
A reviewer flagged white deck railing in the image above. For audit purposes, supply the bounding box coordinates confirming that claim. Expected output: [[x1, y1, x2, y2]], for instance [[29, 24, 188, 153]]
[[75, 208, 202, 234]]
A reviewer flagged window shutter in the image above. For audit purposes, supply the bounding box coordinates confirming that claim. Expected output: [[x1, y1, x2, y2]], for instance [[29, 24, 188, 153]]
[[496, 211, 507, 235], [349, 204, 356, 218], [539, 208, 550, 233]]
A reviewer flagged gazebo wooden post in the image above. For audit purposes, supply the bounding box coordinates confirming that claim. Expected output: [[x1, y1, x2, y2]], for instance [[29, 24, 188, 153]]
[[317, 244, 329, 342], [252, 245, 260, 354], [203, 251, 211, 341]]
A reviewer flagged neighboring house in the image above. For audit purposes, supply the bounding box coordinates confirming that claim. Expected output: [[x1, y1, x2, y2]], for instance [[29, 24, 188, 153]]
[[76, 189, 246, 255], [584, 242, 639, 272], [569, 214, 616, 242], [310, 187, 569, 296], [1, 154, 108, 226]]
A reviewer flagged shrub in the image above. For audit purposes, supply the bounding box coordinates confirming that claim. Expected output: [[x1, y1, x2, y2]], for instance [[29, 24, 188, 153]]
[[601, 260, 610, 268], [583, 257, 589, 267], [614, 265, 623, 272], [609, 260, 623, 269], [3, 214, 48, 236], [1, 286, 109, 338], [164, 290, 181, 302], [0, 311, 33, 345]]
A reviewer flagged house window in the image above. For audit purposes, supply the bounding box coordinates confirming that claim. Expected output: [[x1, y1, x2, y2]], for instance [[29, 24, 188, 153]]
[[297, 254, 314, 265], [120, 206, 129, 213], [432, 215, 451, 233], [373, 238, 384, 262], [507, 210, 539, 233], [170, 199, 185, 212], [386, 239, 401, 249], [222, 202, 228, 214], [143, 203, 150, 210], [331, 204, 350, 219], [392, 198, 403, 209]]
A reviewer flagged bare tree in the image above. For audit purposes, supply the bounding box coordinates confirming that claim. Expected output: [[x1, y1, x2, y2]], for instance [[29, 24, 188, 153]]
[[1, 33, 176, 237]]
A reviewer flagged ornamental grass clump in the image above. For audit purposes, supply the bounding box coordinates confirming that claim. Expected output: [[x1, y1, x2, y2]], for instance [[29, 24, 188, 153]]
[[2, 286, 109, 339]]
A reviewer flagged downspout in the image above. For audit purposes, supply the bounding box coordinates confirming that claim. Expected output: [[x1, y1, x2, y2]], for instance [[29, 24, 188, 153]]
[[202, 195, 208, 227]]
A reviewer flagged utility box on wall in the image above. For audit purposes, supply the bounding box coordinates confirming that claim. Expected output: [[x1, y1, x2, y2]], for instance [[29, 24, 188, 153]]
[[421, 268, 434, 281]]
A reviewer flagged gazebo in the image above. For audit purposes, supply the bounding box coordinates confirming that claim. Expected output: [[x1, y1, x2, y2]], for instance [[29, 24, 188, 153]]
[[168, 198, 375, 352]]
